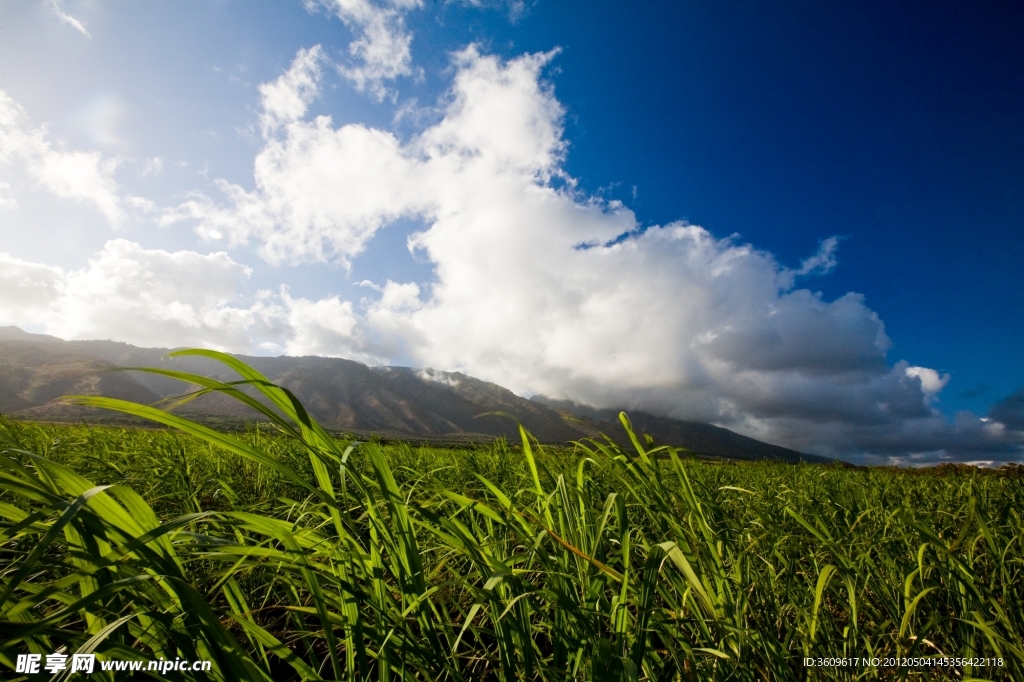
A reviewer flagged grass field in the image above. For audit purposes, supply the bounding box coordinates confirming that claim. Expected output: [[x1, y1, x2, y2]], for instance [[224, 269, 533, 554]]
[[1, 350, 1022, 680]]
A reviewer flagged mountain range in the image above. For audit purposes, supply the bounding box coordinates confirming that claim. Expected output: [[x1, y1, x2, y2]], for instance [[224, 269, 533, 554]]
[[0, 326, 828, 463]]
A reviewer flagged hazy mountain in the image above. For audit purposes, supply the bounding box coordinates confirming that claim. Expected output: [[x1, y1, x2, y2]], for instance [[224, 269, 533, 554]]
[[531, 396, 828, 463], [0, 327, 63, 343], [0, 338, 162, 423], [0, 327, 826, 462], [0, 329, 581, 441]]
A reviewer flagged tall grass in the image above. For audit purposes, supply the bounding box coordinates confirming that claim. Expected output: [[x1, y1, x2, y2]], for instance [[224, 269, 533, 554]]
[[1, 349, 1022, 680]]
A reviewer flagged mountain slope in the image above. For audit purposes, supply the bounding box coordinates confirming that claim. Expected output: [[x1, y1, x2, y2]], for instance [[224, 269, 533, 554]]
[[532, 396, 828, 463], [0, 328, 823, 461], [0, 332, 583, 441], [607, 412, 829, 463], [0, 340, 163, 422]]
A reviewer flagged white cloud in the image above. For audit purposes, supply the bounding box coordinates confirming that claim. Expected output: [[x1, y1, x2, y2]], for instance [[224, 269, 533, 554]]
[[46, 240, 258, 349], [0, 90, 143, 226], [306, 0, 422, 99], [0, 240, 375, 362], [794, 235, 841, 276], [33, 149, 123, 222], [165, 46, 564, 266], [905, 365, 950, 396], [141, 157, 164, 177], [0, 181, 16, 209], [259, 46, 326, 134], [100, 48, 1024, 461], [278, 288, 365, 357], [47, 0, 91, 38], [0, 252, 65, 324]]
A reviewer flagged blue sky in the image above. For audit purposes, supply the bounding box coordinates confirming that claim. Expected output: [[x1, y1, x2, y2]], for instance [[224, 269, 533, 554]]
[[0, 0, 1021, 463]]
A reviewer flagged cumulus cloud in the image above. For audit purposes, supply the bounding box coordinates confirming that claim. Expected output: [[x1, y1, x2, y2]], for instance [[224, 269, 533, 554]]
[[0, 91, 144, 226], [259, 46, 326, 134], [305, 0, 422, 99], [905, 365, 950, 396], [988, 389, 1024, 431], [0, 253, 65, 324], [278, 288, 364, 357], [46, 240, 259, 349], [165, 46, 564, 266], [134, 47, 1024, 461], [744, 405, 1024, 465], [0, 240, 377, 362]]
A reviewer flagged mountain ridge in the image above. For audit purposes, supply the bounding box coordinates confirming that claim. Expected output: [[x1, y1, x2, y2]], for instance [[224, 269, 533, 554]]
[[0, 326, 828, 463]]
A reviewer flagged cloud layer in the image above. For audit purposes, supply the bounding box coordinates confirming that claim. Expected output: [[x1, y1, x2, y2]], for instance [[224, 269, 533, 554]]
[[0, 239, 373, 361], [157, 46, 1022, 462], [0, 90, 150, 226], [1, 30, 1020, 463], [306, 0, 422, 99]]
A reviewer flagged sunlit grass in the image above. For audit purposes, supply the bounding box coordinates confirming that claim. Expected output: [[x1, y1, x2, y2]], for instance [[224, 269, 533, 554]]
[[1, 349, 1021, 680]]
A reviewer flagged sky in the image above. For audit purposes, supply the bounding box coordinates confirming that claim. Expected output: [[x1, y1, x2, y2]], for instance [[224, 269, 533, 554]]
[[0, 0, 1022, 464]]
